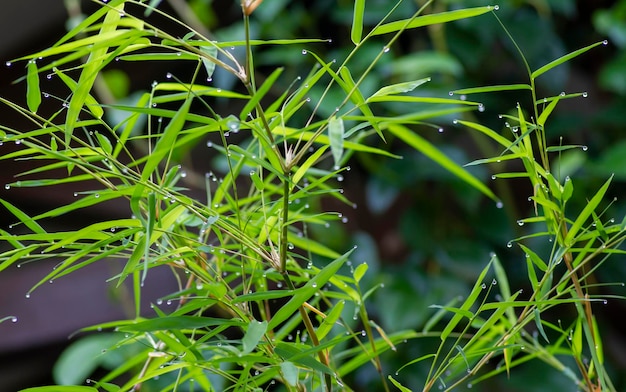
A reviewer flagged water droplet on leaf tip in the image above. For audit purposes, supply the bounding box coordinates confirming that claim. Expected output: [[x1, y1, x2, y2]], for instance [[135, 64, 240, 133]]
[[383, 46, 390, 53], [560, 92, 566, 96], [4, 184, 9, 190], [5, 61, 11, 67], [11, 317, 17, 323], [448, 91, 454, 96], [438, 128, 444, 133], [517, 220, 524, 226], [494, 5, 499, 11], [25, 293, 30, 299], [166, 72, 173, 79], [496, 201, 503, 208], [582, 92, 588, 97], [301, 49, 307, 55], [453, 119, 458, 124], [507, 241, 513, 248], [581, 145, 588, 151], [491, 175, 496, 180], [603, 40, 608, 45]]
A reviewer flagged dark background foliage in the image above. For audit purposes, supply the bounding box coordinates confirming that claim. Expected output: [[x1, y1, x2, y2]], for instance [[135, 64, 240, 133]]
[[1, 0, 625, 390]]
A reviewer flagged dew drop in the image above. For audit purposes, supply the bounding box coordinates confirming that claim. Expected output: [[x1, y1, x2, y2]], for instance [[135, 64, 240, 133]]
[[341, 216, 348, 223], [438, 128, 444, 133], [452, 119, 458, 124], [507, 241, 513, 248], [361, 330, 366, 336], [559, 91, 566, 97], [43, 93, 49, 98], [602, 40, 609, 46], [496, 201, 503, 209], [481, 283, 487, 289], [478, 103, 485, 112], [5, 61, 11, 67], [467, 383, 473, 389], [94, 193, 100, 198], [581, 145, 588, 151], [25, 293, 31, 299], [337, 175, 344, 182], [494, 5, 499, 10], [166, 72, 173, 79], [301, 49, 307, 55], [582, 92, 588, 98], [207, 141, 213, 148], [11, 317, 17, 323], [383, 46, 390, 53], [460, 94, 467, 101], [448, 91, 454, 96], [491, 175, 497, 180], [4, 184, 9, 190], [517, 220, 524, 226]]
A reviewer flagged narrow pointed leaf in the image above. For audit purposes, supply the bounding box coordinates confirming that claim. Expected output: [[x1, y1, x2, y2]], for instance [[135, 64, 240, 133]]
[[0, 199, 46, 234], [532, 41, 606, 80], [351, 0, 365, 44], [370, 78, 431, 98], [242, 320, 268, 354], [26, 61, 41, 113], [388, 124, 498, 202], [328, 116, 344, 167], [268, 249, 353, 330], [564, 175, 612, 246], [371, 6, 493, 36]]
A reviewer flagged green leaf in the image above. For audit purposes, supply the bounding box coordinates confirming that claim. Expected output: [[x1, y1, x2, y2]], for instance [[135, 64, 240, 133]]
[[534, 308, 550, 343], [371, 6, 493, 36], [65, 5, 125, 143], [564, 175, 613, 246], [0, 199, 46, 234], [239, 67, 283, 121], [351, 0, 365, 44], [353, 262, 368, 283], [280, 361, 299, 387], [388, 375, 412, 392], [370, 78, 431, 97], [118, 316, 245, 332], [268, 249, 353, 330], [26, 61, 41, 113], [20, 388, 98, 392], [242, 320, 267, 354], [388, 124, 498, 202], [532, 41, 606, 80], [95, 132, 112, 155], [450, 84, 531, 95], [200, 45, 218, 80], [537, 95, 560, 127], [441, 260, 491, 341], [317, 300, 345, 340], [328, 116, 344, 167], [53, 334, 121, 385], [293, 145, 329, 185]]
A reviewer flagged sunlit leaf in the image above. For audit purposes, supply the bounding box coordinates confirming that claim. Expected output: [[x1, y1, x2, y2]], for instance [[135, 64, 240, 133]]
[[371, 6, 493, 36]]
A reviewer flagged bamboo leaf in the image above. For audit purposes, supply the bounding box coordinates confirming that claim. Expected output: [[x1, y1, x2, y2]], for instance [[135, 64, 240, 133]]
[[118, 316, 245, 332], [370, 78, 431, 98], [239, 67, 283, 121], [388, 375, 412, 392], [20, 387, 98, 392], [564, 175, 613, 246], [66, 6, 125, 142], [0, 199, 46, 234], [371, 6, 493, 36], [328, 116, 344, 167], [537, 95, 560, 127], [388, 124, 498, 202], [242, 320, 268, 354], [440, 260, 492, 341], [293, 145, 329, 185], [200, 45, 218, 79], [532, 41, 606, 80], [268, 249, 353, 330], [26, 61, 41, 113], [351, 0, 365, 44], [317, 300, 344, 340], [450, 84, 531, 95]]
